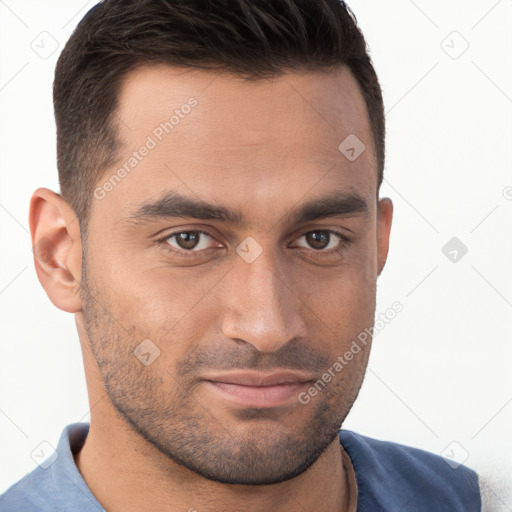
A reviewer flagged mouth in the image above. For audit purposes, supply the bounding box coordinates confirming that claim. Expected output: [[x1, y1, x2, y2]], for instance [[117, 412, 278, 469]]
[[203, 370, 314, 408]]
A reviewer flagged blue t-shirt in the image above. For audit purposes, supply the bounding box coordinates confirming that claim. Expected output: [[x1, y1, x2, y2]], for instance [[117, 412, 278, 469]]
[[0, 423, 481, 511]]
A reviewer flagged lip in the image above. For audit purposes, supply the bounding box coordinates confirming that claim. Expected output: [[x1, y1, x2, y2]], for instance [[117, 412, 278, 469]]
[[203, 371, 314, 408], [204, 370, 314, 387]]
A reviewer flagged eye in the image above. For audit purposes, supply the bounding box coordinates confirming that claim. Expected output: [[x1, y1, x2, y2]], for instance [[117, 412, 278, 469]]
[[293, 230, 349, 252], [158, 228, 351, 260], [163, 230, 218, 253]]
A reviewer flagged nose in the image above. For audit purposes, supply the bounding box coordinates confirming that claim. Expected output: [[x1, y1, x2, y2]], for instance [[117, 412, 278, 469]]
[[220, 244, 307, 353]]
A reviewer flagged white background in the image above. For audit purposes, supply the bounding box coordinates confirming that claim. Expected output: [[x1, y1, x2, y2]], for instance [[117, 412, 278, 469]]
[[0, 0, 511, 509]]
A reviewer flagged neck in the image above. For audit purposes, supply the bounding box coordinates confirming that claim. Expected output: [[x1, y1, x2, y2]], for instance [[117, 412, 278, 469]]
[[74, 409, 354, 512]]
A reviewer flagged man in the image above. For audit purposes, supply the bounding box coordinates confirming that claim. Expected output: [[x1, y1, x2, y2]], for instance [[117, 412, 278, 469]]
[[0, 0, 481, 510]]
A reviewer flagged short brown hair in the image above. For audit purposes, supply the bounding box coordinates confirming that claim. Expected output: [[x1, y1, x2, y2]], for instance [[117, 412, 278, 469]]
[[54, 0, 385, 231]]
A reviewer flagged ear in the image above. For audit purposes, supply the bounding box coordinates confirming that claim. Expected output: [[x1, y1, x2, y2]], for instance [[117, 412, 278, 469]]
[[376, 197, 393, 276], [29, 188, 83, 313]]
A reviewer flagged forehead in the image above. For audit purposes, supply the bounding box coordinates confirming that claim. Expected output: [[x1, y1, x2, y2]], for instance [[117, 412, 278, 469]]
[[92, 64, 376, 226], [116, 63, 372, 152]]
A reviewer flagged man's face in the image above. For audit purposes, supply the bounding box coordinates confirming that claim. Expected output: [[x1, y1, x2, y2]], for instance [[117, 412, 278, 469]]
[[79, 64, 391, 485]]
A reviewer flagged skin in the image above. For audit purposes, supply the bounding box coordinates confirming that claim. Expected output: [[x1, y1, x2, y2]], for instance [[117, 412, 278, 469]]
[[30, 64, 393, 512]]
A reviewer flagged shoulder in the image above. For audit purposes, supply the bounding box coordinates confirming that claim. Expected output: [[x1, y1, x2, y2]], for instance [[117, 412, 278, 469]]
[[0, 423, 92, 512], [0, 465, 59, 512], [339, 430, 481, 511]]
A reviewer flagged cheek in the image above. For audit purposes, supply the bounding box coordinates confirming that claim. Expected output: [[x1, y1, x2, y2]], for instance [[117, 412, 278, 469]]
[[90, 240, 213, 320], [290, 243, 377, 336], [89, 256, 228, 364]]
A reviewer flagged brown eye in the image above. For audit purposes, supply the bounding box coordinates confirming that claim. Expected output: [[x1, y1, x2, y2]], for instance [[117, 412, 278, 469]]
[[295, 230, 344, 251], [175, 232, 200, 250], [164, 230, 216, 252], [305, 231, 330, 250]]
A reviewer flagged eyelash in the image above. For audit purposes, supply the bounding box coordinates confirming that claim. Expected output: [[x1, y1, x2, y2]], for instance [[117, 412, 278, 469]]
[[157, 229, 352, 259]]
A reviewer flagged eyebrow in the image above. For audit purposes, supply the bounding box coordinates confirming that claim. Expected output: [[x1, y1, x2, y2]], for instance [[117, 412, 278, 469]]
[[127, 189, 370, 229]]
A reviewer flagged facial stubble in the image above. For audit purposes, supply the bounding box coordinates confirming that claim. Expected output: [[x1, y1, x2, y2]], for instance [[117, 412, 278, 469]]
[[79, 261, 370, 485]]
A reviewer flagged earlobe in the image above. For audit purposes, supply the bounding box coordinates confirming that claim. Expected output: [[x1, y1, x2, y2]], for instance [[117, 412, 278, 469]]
[[29, 188, 83, 313], [376, 197, 393, 276]]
